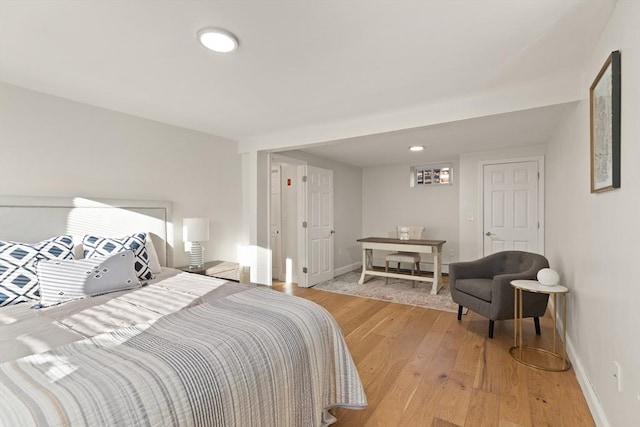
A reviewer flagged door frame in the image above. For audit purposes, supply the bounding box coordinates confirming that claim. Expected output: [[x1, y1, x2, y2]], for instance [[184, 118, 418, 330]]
[[477, 156, 545, 258]]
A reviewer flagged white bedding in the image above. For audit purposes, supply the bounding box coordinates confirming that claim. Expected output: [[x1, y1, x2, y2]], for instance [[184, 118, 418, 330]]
[[0, 268, 251, 363], [0, 269, 367, 426]]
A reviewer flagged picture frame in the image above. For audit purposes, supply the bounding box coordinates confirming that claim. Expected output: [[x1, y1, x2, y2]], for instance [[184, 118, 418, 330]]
[[590, 50, 621, 193], [409, 163, 453, 187]]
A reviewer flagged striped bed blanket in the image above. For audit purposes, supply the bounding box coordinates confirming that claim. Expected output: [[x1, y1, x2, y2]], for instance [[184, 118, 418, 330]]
[[0, 287, 366, 426]]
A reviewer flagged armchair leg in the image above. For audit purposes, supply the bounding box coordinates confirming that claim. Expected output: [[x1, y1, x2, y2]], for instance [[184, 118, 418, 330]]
[[534, 316, 541, 335], [457, 305, 463, 321], [488, 320, 494, 339]]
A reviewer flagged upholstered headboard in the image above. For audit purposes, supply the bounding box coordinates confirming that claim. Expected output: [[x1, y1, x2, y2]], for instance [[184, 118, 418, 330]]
[[0, 196, 174, 267]]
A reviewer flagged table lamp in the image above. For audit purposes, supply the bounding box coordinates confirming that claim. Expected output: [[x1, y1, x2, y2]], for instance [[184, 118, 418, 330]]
[[183, 218, 209, 269]]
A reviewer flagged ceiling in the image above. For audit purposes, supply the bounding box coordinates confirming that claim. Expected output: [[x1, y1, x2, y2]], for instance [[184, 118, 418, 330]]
[[292, 103, 576, 168], [0, 1, 614, 167]]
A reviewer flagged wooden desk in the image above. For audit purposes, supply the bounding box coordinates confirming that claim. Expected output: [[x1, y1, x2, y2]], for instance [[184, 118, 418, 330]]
[[357, 237, 446, 295]]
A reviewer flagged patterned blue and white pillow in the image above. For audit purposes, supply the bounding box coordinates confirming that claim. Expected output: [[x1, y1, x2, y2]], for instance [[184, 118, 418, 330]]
[[0, 235, 75, 307], [36, 250, 140, 307], [83, 233, 154, 281]]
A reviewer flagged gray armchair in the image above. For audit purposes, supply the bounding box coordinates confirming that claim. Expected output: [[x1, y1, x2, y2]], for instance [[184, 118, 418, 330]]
[[449, 251, 550, 338]]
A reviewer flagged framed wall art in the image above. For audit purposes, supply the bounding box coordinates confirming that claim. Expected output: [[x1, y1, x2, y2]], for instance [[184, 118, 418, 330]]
[[410, 163, 453, 187], [590, 50, 621, 193]]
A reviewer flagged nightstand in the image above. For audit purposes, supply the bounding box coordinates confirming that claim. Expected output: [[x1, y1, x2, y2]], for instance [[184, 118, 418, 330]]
[[177, 260, 240, 282]]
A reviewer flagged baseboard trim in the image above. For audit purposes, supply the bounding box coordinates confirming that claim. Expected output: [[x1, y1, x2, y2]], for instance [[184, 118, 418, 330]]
[[334, 262, 361, 277], [553, 312, 610, 427]]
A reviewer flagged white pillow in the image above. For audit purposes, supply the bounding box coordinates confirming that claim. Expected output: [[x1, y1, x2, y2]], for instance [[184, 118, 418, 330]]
[[145, 233, 162, 274], [0, 235, 75, 307], [36, 251, 140, 307]]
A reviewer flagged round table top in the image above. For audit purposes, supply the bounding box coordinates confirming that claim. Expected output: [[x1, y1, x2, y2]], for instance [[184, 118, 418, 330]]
[[511, 279, 569, 294]]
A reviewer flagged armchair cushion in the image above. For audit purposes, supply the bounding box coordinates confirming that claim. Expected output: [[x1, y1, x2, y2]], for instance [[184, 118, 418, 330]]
[[456, 278, 493, 302]]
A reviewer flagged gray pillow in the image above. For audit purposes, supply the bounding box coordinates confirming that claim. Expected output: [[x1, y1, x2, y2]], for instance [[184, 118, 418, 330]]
[[36, 250, 140, 307], [83, 233, 154, 281]]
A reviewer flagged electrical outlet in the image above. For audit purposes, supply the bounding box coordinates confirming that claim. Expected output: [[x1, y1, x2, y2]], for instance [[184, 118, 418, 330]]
[[448, 249, 455, 260], [613, 361, 622, 392]]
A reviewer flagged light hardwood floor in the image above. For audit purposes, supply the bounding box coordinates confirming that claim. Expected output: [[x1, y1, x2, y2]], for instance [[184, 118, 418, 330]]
[[272, 278, 595, 427]]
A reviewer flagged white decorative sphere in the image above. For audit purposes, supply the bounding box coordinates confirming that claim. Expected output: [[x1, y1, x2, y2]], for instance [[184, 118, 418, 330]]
[[537, 268, 560, 286]]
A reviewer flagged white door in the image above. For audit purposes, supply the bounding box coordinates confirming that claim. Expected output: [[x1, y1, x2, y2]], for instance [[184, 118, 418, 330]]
[[483, 161, 541, 255], [270, 167, 282, 280], [305, 166, 334, 286]]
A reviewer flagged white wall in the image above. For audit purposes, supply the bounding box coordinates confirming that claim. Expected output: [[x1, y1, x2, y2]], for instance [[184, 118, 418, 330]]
[[545, 2, 640, 426], [277, 150, 363, 274], [0, 83, 243, 268], [362, 163, 459, 270], [458, 145, 547, 261]]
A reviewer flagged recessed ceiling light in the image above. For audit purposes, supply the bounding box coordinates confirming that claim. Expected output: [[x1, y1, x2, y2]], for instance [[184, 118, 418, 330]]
[[409, 145, 424, 152], [197, 27, 239, 53]]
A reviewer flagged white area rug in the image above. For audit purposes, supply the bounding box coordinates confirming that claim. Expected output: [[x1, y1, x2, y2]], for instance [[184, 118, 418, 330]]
[[314, 270, 463, 313]]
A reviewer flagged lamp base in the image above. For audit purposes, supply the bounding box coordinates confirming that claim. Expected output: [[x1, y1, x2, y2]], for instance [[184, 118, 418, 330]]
[[189, 242, 204, 269]]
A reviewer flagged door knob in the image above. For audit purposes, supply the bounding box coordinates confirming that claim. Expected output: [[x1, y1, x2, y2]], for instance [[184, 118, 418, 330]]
[[485, 232, 492, 236], [330, 230, 335, 234]]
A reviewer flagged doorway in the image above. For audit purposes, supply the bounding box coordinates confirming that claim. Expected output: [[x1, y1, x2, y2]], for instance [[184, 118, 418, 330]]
[[481, 158, 544, 256], [270, 157, 303, 284], [270, 165, 282, 281], [269, 156, 335, 287]]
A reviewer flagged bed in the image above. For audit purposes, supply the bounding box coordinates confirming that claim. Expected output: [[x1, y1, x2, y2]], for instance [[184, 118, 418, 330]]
[[0, 196, 366, 426]]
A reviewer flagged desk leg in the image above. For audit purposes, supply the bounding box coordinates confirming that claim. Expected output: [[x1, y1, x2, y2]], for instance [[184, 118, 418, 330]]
[[431, 247, 443, 295], [358, 248, 372, 285]]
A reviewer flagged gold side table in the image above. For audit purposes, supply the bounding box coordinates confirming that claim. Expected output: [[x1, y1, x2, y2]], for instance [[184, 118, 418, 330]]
[[509, 279, 570, 372]]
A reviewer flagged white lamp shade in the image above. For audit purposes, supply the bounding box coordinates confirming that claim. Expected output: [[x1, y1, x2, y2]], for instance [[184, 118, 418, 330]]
[[183, 218, 210, 242], [537, 268, 560, 286]]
